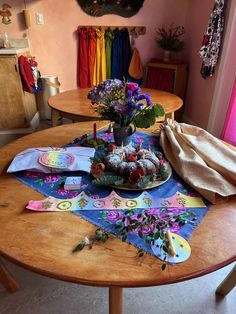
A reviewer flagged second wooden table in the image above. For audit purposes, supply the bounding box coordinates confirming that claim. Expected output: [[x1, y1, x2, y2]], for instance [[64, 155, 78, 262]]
[[48, 88, 183, 127]]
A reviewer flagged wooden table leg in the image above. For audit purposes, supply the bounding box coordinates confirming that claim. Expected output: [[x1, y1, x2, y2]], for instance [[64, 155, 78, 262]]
[[51, 109, 61, 127], [216, 265, 236, 296], [109, 287, 123, 314], [165, 112, 175, 120], [0, 259, 19, 293]]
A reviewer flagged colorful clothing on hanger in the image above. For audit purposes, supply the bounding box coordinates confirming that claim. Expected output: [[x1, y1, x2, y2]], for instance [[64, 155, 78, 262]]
[[93, 28, 106, 85], [88, 28, 97, 87], [105, 28, 114, 79], [121, 28, 132, 80], [111, 28, 122, 80], [77, 27, 89, 88]]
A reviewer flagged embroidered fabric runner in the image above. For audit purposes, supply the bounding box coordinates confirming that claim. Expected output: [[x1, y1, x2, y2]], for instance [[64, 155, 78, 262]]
[[14, 131, 209, 257]]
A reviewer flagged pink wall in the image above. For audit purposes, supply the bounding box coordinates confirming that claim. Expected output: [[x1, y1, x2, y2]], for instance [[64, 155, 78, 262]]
[[0, 0, 189, 90], [183, 0, 217, 129], [184, 0, 236, 134]]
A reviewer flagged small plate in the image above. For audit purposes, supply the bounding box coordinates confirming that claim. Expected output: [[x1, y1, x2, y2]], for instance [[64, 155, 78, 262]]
[[39, 151, 74, 169]]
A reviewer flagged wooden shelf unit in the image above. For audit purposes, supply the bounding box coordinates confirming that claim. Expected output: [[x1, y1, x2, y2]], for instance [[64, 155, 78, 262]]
[[145, 60, 188, 120]]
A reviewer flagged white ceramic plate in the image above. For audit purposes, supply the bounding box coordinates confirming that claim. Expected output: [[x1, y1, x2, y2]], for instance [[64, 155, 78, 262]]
[[38, 151, 75, 169]]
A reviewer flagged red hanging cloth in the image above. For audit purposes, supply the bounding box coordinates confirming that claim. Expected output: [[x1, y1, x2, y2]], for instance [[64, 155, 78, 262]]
[[77, 27, 89, 88], [88, 28, 96, 87]]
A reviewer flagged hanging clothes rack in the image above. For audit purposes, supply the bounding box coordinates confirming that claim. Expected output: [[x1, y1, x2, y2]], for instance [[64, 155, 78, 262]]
[[78, 26, 146, 36]]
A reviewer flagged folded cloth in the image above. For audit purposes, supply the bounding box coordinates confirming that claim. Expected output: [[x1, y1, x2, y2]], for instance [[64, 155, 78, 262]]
[[160, 119, 236, 203], [7, 147, 95, 174]]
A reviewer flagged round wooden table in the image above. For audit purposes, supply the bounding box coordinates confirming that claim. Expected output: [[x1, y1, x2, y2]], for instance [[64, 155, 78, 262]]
[[48, 88, 183, 127], [0, 122, 235, 314]]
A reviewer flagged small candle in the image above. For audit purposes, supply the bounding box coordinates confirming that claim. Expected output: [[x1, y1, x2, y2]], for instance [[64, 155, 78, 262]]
[[93, 123, 97, 140], [142, 149, 145, 159], [139, 142, 142, 148], [148, 144, 151, 152], [121, 141, 124, 148], [166, 230, 176, 256]]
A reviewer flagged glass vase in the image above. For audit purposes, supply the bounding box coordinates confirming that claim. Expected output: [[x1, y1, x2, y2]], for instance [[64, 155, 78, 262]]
[[113, 125, 134, 146], [163, 50, 171, 62]]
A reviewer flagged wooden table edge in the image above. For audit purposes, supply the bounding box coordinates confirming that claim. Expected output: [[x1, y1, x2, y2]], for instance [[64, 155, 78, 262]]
[[1, 247, 235, 289]]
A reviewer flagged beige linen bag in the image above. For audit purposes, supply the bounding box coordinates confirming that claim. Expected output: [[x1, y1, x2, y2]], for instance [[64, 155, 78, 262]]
[[160, 120, 236, 203]]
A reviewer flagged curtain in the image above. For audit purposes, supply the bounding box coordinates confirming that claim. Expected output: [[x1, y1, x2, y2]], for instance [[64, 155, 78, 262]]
[[221, 79, 236, 146]]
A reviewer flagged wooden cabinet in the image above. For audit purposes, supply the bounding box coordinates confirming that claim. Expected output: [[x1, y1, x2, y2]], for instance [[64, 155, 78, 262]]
[[0, 54, 37, 129], [145, 59, 187, 120]]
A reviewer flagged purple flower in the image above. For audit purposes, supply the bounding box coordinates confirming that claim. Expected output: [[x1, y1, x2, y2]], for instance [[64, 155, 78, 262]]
[[170, 222, 182, 233], [106, 211, 124, 222], [87, 79, 163, 127], [147, 208, 162, 215], [111, 100, 127, 114], [126, 90, 133, 98], [133, 87, 141, 96], [166, 208, 185, 215], [68, 191, 80, 198]]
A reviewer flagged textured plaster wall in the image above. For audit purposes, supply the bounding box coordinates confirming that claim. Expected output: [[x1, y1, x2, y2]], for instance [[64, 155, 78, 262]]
[[0, 0, 189, 90], [183, 0, 217, 129], [184, 0, 236, 133]]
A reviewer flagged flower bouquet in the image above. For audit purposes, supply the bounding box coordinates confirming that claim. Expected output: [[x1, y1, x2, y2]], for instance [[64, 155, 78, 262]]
[[156, 25, 185, 52], [88, 79, 164, 131]]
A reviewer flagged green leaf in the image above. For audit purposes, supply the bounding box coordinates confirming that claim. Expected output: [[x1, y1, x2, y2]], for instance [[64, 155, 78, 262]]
[[92, 174, 124, 186], [134, 108, 156, 128], [162, 245, 169, 253], [154, 231, 160, 240], [122, 234, 127, 242], [138, 230, 143, 238], [153, 104, 165, 117], [161, 263, 167, 271], [72, 242, 85, 253], [159, 164, 169, 181]]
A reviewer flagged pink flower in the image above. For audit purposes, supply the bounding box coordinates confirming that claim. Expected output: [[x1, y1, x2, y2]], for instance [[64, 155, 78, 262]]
[[44, 174, 61, 183], [125, 82, 139, 92], [25, 171, 42, 178], [68, 191, 80, 198], [56, 188, 69, 196]]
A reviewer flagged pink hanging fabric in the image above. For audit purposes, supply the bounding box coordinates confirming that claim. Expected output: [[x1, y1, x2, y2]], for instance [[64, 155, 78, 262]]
[[221, 79, 236, 146], [77, 27, 89, 88]]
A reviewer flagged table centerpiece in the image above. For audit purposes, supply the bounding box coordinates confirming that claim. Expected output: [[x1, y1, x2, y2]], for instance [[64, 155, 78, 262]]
[[87, 79, 164, 146]]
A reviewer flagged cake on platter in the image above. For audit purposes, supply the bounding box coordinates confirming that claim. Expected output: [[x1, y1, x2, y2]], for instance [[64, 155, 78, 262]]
[[91, 143, 171, 190]]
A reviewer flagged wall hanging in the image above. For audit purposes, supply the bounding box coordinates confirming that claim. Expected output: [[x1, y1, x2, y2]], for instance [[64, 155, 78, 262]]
[[199, 0, 225, 78], [0, 3, 12, 24], [76, 0, 144, 17]]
